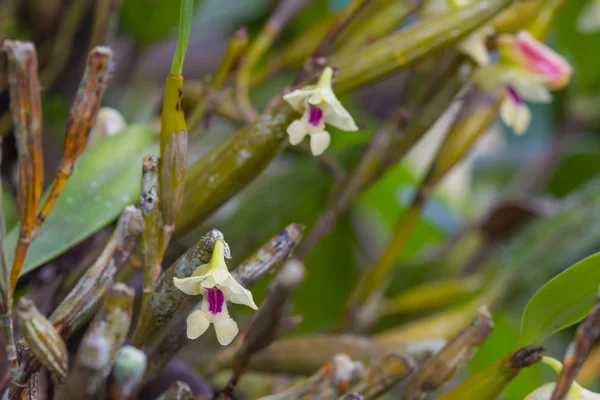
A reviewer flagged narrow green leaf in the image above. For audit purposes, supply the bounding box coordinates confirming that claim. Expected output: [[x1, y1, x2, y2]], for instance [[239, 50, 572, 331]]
[[6, 125, 157, 276], [518, 252, 600, 346], [170, 0, 194, 76]]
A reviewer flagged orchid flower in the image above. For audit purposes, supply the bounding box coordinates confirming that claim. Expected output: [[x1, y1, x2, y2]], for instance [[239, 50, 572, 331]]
[[474, 31, 572, 135], [173, 238, 257, 346], [283, 67, 357, 156], [525, 357, 600, 400]]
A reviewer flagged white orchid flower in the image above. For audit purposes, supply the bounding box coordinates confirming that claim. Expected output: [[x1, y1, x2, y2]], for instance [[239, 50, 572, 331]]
[[525, 357, 600, 400], [283, 67, 358, 156], [173, 238, 257, 346], [473, 31, 572, 135]]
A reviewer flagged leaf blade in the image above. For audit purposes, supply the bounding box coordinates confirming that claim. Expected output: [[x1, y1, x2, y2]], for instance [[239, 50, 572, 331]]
[[518, 252, 600, 346]]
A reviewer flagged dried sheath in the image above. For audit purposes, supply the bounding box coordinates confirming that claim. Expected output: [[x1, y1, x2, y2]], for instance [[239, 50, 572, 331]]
[[17, 297, 68, 382], [158, 74, 188, 259], [4, 40, 44, 291], [57, 283, 135, 400], [10, 206, 143, 398], [35, 46, 112, 231], [140, 156, 160, 295], [50, 206, 143, 336]]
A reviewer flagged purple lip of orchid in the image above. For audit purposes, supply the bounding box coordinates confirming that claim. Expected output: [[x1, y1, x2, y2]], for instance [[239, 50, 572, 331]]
[[506, 86, 522, 105], [206, 287, 225, 315], [308, 105, 324, 127]]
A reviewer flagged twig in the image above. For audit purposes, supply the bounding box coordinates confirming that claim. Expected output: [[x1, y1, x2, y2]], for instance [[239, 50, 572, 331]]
[[188, 27, 248, 132], [39, 0, 92, 87], [350, 352, 416, 400], [89, 0, 122, 47], [551, 289, 600, 400], [33, 46, 113, 237], [222, 259, 305, 395], [9, 206, 143, 399], [401, 306, 494, 399], [2, 40, 43, 381], [236, 0, 313, 122], [140, 156, 160, 306], [294, 0, 372, 85], [259, 354, 365, 400], [344, 87, 501, 332]]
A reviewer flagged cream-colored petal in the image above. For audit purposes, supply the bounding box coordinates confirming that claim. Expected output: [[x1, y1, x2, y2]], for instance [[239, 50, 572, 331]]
[[200, 275, 218, 289], [457, 28, 491, 66], [525, 383, 556, 400], [513, 102, 531, 136], [512, 79, 552, 103], [283, 87, 317, 110], [213, 317, 239, 346], [173, 276, 204, 295], [499, 97, 516, 130], [186, 310, 210, 339], [211, 263, 231, 285], [220, 277, 258, 310], [581, 388, 600, 400], [578, 0, 600, 33], [191, 263, 211, 277], [287, 119, 308, 145], [322, 103, 358, 131], [309, 131, 331, 156]]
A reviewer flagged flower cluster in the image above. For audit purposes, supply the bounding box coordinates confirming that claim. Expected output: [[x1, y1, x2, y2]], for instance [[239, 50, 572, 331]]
[[173, 238, 257, 346], [526, 357, 600, 400], [474, 30, 572, 135], [283, 67, 358, 156]]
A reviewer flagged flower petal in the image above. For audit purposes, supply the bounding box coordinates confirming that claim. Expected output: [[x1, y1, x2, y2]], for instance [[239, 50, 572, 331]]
[[310, 131, 331, 156], [214, 317, 239, 346], [456, 26, 494, 66], [283, 87, 317, 111], [525, 383, 556, 400], [186, 310, 210, 339], [173, 276, 204, 295], [287, 119, 308, 145], [220, 277, 258, 310], [511, 78, 552, 103], [513, 102, 531, 136]]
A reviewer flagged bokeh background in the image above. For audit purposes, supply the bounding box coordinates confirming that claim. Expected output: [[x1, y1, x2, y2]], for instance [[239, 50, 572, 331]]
[[1, 1, 600, 398]]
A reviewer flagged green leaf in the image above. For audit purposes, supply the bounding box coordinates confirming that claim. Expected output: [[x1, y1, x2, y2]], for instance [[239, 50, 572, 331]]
[[6, 125, 157, 276], [518, 252, 600, 346]]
